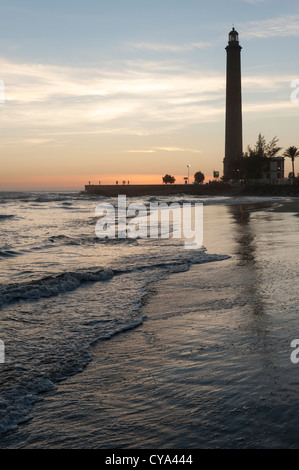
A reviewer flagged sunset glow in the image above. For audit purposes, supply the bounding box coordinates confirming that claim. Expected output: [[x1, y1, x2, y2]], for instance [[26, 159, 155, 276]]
[[0, 1, 298, 189]]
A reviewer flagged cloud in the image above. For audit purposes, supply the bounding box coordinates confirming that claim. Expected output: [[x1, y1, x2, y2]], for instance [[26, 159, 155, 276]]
[[22, 138, 52, 145], [243, 0, 265, 4], [243, 15, 299, 39], [244, 100, 295, 114], [129, 41, 211, 53], [0, 56, 226, 134], [126, 147, 202, 154], [0, 55, 295, 145], [126, 149, 156, 154], [155, 147, 202, 153]]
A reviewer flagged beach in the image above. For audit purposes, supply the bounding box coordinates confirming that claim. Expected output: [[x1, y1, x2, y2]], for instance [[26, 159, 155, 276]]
[[1, 196, 299, 449]]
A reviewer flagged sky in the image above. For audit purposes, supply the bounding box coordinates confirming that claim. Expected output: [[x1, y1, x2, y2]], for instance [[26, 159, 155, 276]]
[[0, 0, 299, 190]]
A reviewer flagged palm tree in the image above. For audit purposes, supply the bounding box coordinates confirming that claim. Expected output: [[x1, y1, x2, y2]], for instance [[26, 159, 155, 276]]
[[284, 146, 299, 183]]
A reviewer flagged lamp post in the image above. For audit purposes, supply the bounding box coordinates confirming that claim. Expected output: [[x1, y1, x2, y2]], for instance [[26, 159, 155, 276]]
[[187, 165, 191, 184]]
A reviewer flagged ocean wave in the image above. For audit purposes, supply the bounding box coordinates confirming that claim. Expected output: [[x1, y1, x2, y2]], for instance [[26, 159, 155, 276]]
[[0, 191, 87, 204], [32, 195, 74, 203], [145, 195, 287, 206], [0, 268, 114, 308], [0, 252, 230, 308], [47, 233, 138, 246], [0, 249, 19, 258], [0, 315, 146, 437], [47, 234, 81, 245], [0, 192, 33, 202], [0, 214, 14, 220], [0, 353, 92, 437], [0, 247, 230, 437], [0, 380, 57, 436], [0, 232, 138, 260]]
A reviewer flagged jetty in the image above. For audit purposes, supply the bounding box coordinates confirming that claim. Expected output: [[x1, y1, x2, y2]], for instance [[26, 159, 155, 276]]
[[83, 183, 234, 197]]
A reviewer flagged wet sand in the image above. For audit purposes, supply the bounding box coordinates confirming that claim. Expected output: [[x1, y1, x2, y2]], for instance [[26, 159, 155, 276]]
[[270, 197, 299, 214], [1, 199, 299, 449]]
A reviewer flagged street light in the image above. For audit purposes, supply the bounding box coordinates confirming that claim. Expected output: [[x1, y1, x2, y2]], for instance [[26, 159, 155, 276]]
[[187, 165, 191, 184]]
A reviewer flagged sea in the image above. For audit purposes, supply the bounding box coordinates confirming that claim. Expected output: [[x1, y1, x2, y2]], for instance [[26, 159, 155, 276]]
[[0, 190, 297, 447]]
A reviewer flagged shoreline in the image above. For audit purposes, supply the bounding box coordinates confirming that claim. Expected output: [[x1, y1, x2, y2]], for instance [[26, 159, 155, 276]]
[[269, 198, 299, 213], [1, 198, 299, 449]]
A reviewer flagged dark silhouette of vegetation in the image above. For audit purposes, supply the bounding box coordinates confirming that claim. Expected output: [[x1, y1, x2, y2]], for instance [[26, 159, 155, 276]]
[[283, 146, 299, 184], [162, 174, 176, 184], [243, 133, 282, 179], [194, 171, 205, 184]]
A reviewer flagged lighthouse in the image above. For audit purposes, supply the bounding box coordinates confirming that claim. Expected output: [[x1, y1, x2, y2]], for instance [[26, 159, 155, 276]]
[[223, 28, 243, 180]]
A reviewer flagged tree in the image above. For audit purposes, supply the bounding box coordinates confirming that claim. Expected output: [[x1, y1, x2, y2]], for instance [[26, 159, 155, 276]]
[[243, 134, 282, 179], [162, 174, 176, 184], [266, 136, 282, 157], [194, 171, 205, 184], [246, 133, 282, 158], [283, 146, 299, 184], [243, 150, 267, 179]]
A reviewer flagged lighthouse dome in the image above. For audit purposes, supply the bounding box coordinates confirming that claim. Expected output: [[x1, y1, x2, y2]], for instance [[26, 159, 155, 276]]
[[229, 27, 239, 43]]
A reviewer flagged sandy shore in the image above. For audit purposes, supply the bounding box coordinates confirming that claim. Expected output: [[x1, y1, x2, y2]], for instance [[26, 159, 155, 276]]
[[1, 198, 299, 449]]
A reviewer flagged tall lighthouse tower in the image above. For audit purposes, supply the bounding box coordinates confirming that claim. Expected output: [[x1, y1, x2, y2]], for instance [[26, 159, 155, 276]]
[[223, 28, 243, 179]]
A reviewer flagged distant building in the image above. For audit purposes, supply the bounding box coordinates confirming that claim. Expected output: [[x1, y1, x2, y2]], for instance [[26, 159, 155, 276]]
[[263, 157, 285, 182]]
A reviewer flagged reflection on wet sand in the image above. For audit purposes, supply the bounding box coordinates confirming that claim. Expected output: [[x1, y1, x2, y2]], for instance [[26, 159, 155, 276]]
[[228, 203, 280, 385], [230, 204, 256, 266], [228, 204, 267, 317]]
